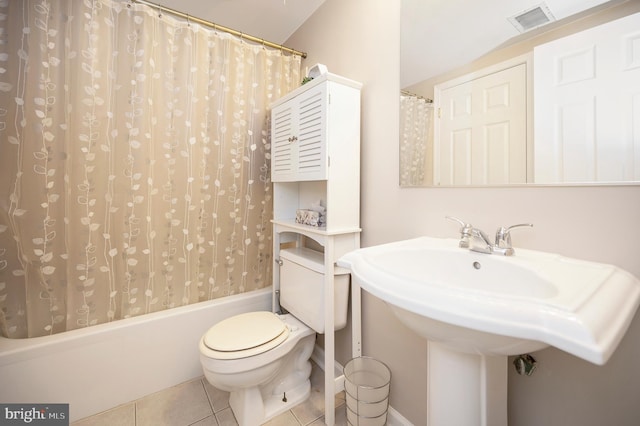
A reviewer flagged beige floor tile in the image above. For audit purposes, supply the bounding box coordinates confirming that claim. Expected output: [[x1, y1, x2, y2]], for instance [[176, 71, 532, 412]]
[[292, 362, 346, 425], [308, 403, 349, 426], [136, 378, 213, 426], [214, 407, 238, 426], [202, 379, 232, 413], [290, 393, 324, 425], [190, 415, 219, 426], [263, 410, 302, 426], [71, 403, 135, 426]]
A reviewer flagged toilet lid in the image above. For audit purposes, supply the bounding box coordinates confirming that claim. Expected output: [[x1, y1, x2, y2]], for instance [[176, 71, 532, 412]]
[[203, 311, 288, 358]]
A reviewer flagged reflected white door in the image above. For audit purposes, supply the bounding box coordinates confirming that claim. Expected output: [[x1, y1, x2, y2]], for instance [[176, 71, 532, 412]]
[[436, 64, 527, 186], [534, 12, 640, 183]]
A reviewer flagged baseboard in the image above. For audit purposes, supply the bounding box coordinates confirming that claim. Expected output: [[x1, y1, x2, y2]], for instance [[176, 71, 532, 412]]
[[386, 406, 415, 426], [312, 344, 415, 426]]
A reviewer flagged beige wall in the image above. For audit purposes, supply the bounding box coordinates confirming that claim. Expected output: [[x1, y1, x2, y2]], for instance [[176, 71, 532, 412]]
[[288, 1, 640, 425]]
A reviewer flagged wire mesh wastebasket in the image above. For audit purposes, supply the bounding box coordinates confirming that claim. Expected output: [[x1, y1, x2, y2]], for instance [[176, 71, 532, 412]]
[[344, 357, 391, 426]]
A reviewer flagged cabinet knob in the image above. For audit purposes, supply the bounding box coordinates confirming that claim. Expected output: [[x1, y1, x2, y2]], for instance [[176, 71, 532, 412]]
[[288, 136, 298, 143]]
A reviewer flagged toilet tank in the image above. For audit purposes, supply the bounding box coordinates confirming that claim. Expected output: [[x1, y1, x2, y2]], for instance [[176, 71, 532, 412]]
[[279, 247, 350, 334]]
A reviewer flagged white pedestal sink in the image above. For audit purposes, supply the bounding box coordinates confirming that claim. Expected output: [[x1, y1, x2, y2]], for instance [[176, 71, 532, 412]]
[[337, 237, 640, 426]]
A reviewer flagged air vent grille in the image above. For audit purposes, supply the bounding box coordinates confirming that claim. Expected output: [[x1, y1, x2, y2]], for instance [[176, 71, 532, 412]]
[[508, 3, 555, 33]]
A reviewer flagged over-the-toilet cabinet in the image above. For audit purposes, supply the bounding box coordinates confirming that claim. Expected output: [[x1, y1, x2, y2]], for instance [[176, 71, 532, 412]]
[[271, 72, 362, 426], [271, 73, 361, 230]]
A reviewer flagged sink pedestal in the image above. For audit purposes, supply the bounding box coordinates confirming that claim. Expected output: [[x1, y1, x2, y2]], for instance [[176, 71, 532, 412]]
[[427, 342, 507, 426]]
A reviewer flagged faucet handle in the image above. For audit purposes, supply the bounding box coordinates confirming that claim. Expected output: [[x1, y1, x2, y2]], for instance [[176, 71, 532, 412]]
[[446, 216, 473, 248], [495, 223, 533, 248]]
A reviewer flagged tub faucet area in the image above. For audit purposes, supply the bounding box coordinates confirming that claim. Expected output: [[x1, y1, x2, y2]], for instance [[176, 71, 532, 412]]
[[446, 216, 533, 256]]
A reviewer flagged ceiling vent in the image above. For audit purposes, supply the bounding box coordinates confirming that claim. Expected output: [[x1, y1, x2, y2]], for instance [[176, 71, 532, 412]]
[[508, 3, 556, 33]]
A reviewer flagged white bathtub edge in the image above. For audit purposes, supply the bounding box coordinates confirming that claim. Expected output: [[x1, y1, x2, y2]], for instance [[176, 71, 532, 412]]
[[0, 288, 272, 422]]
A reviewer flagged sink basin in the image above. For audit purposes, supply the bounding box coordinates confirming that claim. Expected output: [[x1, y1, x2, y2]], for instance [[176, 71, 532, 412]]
[[338, 236, 640, 365]]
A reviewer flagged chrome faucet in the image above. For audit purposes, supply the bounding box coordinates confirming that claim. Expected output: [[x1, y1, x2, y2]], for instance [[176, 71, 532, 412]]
[[494, 224, 534, 254], [446, 217, 533, 256], [470, 227, 495, 254], [445, 216, 473, 249]]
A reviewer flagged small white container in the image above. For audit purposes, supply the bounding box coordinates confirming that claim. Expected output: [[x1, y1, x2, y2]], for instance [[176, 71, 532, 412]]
[[307, 63, 328, 79]]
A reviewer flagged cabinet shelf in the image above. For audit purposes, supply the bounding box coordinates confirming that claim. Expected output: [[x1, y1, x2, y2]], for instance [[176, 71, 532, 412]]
[[272, 219, 361, 236]]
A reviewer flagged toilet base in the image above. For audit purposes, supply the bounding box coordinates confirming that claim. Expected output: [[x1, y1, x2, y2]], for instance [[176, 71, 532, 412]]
[[230, 376, 311, 425], [225, 330, 316, 425], [200, 314, 316, 425]]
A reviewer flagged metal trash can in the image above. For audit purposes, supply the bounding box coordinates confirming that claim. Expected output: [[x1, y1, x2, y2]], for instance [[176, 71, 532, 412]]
[[344, 357, 391, 426]]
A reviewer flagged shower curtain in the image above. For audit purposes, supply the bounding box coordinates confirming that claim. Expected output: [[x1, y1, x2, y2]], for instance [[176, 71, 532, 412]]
[[0, 0, 301, 338], [399, 95, 434, 186]]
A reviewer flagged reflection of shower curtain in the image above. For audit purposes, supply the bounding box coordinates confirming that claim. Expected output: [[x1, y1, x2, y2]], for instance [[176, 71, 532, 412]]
[[399, 95, 434, 186], [0, 0, 301, 338]]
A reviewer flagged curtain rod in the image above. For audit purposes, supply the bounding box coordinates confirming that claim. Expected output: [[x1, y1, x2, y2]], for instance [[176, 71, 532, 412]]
[[400, 90, 432, 103], [131, 0, 307, 58]]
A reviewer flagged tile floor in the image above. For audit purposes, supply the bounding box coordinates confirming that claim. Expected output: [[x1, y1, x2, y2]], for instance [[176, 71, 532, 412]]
[[71, 361, 348, 426]]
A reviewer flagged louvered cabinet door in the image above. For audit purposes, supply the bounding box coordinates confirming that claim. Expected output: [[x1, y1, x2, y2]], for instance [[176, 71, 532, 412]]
[[271, 83, 327, 182], [296, 85, 326, 179], [271, 102, 296, 181]]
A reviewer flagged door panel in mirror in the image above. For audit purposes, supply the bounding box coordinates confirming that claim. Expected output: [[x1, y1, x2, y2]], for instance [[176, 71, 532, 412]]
[[534, 11, 640, 183], [435, 63, 527, 186]]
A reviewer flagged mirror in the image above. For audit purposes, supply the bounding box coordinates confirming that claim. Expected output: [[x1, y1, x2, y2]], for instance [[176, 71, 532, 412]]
[[400, 0, 640, 187]]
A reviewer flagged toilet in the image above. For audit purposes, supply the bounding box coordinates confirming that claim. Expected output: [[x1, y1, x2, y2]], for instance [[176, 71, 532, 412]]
[[199, 247, 350, 426]]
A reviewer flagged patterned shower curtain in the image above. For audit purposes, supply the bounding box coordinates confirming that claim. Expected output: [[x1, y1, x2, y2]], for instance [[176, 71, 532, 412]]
[[0, 0, 301, 338], [399, 95, 434, 186]]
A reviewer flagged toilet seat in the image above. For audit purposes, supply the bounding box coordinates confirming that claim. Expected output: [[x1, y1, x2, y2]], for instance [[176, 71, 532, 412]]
[[202, 311, 290, 360]]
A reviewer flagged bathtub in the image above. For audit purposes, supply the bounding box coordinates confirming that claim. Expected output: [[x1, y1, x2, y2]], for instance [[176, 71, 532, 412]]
[[0, 288, 272, 422]]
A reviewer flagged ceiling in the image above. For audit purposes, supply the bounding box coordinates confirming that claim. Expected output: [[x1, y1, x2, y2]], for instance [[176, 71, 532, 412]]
[[157, 0, 616, 87], [159, 0, 325, 47], [400, 0, 615, 87]]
